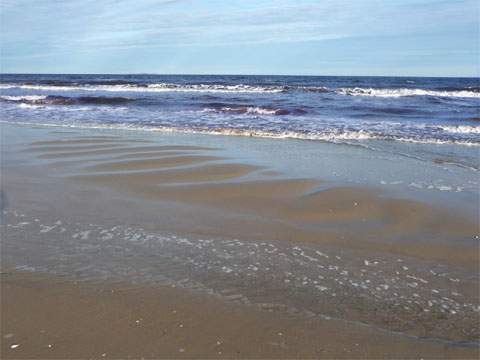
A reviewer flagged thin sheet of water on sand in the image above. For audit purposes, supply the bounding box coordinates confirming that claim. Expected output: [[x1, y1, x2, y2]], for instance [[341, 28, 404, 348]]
[[1, 124, 479, 355]]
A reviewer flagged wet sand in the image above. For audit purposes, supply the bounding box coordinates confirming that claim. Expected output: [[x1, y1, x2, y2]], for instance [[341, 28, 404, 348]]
[[1, 271, 478, 360], [32, 144, 217, 159], [86, 155, 226, 172], [66, 149, 477, 269], [1, 124, 479, 358]]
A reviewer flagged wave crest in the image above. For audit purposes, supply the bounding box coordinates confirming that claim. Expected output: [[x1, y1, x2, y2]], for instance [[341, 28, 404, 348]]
[[1, 82, 479, 98], [437, 125, 480, 134], [202, 105, 306, 116], [0, 95, 133, 105], [0, 83, 284, 94], [337, 87, 480, 98], [4, 119, 477, 147]]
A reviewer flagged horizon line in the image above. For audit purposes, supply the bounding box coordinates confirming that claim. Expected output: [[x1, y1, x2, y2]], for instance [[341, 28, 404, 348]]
[[0, 72, 479, 79]]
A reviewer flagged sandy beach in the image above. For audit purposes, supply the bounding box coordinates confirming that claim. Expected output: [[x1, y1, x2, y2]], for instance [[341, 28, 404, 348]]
[[1, 123, 479, 359], [2, 271, 477, 359], [2, 0, 480, 356]]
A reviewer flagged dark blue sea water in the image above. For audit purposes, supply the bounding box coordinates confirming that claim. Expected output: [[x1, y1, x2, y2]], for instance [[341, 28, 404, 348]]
[[1, 74, 478, 147]]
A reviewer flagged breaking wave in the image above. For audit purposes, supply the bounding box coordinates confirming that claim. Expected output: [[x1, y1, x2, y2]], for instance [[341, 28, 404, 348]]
[[0, 83, 284, 94], [436, 125, 480, 134], [2, 119, 478, 147], [201, 105, 307, 116], [146, 83, 283, 93], [0, 95, 48, 102], [337, 87, 480, 98], [0, 95, 133, 105], [1, 82, 478, 98]]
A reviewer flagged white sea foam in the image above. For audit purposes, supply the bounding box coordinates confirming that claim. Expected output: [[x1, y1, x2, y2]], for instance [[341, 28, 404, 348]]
[[2, 83, 478, 98], [2, 119, 479, 147], [436, 125, 480, 134], [0, 95, 47, 101], [195, 128, 377, 142], [202, 106, 282, 115], [17, 103, 44, 109], [147, 83, 283, 93], [237, 107, 279, 115], [337, 87, 480, 98], [394, 136, 479, 146], [0, 83, 283, 94]]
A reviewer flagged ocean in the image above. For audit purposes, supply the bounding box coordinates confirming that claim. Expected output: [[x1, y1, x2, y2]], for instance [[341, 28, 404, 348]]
[[1, 74, 479, 169]]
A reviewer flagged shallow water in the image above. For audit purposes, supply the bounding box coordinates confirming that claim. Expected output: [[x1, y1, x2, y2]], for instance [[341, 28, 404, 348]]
[[3, 207, 479, 344], [1, 74, 479, 172]]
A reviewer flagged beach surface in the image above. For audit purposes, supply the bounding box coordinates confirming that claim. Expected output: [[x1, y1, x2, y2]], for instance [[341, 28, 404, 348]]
[[2, 271, 477, 359], [1, 123, 479, 359]]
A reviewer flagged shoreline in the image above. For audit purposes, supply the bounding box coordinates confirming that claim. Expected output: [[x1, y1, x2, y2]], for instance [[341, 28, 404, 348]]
[[2, 119, 480, 148], [1, 122, 479, 358], [3, 121, 479, 212]]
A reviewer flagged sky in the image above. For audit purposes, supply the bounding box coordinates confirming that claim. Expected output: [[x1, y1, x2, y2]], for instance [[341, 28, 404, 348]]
[[0, 0, 478, 76]]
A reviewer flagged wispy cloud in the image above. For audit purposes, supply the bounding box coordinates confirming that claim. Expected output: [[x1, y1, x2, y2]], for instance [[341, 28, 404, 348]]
[[1, 0, 478, 75]]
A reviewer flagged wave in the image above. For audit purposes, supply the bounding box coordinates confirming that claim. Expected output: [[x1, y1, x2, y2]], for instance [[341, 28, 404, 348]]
[[336, 87, 480, 98], [0, 83, 284, 94], [287, 86, 331, 93], [206, 129, 478, 146], [1, 95, 307, 115], [2, 119, 478, 147], [435, 86, 480, 93], [351, 107, 424, 116], [202, 105, 306, 116], [436, 125, 480, 134], [0, 95, 48, 102], [0, 95, 133, 105], [1, 82, 479, 98], [146, 83, 283, 93], [20, 79, 132, 87]]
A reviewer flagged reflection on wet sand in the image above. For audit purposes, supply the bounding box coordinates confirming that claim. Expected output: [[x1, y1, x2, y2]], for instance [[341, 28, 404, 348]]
[[1, 130, 478, 359]]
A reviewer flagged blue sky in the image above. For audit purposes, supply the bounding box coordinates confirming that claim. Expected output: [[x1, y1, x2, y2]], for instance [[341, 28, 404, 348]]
[[0, 0, 478, 76]]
